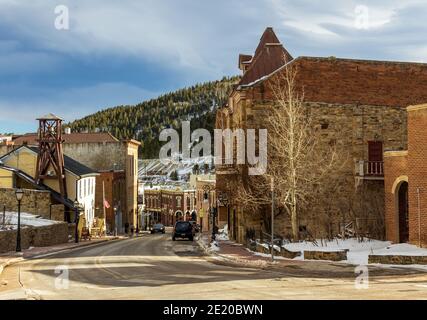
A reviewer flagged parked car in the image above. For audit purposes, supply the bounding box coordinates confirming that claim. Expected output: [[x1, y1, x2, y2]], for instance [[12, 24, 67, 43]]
[[150, 223, 165, 234], [172, 221, 194, 241]]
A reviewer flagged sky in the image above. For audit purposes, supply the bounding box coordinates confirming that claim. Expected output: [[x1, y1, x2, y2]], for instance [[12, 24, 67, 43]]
[[1, 0, 426, 133]]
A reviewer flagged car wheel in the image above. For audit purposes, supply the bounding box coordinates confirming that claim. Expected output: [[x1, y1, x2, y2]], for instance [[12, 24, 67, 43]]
[[162, 231, 165, 234], [172, 237, 176, 241], [189, 236, 193, 241]]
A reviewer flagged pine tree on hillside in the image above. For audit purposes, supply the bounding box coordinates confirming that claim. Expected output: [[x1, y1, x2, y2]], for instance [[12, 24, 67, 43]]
[[67, 76, 239, 159]]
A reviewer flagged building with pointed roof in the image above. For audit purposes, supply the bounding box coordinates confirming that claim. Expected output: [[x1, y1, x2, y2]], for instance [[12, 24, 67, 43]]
[[216, 27, 427, 245]]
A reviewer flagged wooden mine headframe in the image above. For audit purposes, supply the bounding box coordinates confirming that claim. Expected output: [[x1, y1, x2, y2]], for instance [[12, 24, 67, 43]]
[[35, 113, 67, 199]]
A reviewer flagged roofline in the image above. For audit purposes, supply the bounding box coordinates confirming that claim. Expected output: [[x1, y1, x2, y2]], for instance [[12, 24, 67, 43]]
[[0, 145, 98, 178], [237, 55, 427, 90], [125, 139, 141, 146], [79, 173, 100, 179], [0, 163, 76, 209]]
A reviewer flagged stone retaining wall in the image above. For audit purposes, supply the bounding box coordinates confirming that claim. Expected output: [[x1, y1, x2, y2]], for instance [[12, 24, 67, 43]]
[[0, 188, 51, 218], [0, 222, 69, 253], [249, 242, 301, 259], [368, 255, 427, 265], [304, 250, 348, 261]]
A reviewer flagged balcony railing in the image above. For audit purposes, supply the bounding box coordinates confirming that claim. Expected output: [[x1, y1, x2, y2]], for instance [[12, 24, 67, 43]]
[[356, 160, 384, 177]]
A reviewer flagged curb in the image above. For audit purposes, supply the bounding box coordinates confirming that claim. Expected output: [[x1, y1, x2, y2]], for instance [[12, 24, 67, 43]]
[[196, 236, 271, 269], [0, 236, 124, 276]]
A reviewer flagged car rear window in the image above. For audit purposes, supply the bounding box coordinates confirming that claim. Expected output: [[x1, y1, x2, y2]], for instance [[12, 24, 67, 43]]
[[175, 222, 191, 232]]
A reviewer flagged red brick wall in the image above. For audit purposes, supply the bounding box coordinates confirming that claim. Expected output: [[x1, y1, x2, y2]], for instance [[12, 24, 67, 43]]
[[383, 152, 408, 243], [407, 106, 427, 246], [249, 57, 427, 108]]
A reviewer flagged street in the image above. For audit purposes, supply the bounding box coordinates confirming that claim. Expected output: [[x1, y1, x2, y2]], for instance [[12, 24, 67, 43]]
[[1, 232, 427, 300]]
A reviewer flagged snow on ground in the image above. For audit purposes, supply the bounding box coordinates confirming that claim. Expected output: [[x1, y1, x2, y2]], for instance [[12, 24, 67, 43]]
[[0, 212, 56, 230], [209, 240, 220, 252], [217, 224, 229, 241], [372, 243, 427, 256], [281, 238, 427, 265]]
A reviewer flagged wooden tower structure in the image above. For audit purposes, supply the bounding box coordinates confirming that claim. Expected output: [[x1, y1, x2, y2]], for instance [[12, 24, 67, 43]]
[[35, 113, 67, 199]]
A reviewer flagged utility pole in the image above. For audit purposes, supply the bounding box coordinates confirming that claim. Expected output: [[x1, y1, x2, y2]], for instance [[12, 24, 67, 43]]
[[271, 177, 274, 262], [103, 180, 107, 237]]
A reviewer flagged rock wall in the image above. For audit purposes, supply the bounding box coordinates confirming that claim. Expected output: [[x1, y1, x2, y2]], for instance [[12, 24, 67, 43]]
[[0, 222, 69, 253], [369, 254, 427, 265], [0, 188, 52, 218]]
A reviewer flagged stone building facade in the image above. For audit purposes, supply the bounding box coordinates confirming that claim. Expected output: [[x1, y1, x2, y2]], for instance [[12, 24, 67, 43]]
[[216, 27, 427, 244]]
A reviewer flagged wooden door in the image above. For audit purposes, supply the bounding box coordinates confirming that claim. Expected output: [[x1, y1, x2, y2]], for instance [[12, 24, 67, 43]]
[[368, 141, 383, 162]]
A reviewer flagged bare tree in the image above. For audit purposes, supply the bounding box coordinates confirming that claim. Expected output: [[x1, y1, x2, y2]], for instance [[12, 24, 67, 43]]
[[233, 62, 345, 240]]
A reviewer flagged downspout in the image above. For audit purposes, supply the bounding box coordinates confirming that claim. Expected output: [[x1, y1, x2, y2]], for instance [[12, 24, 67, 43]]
[[417, 187, 421, 247]]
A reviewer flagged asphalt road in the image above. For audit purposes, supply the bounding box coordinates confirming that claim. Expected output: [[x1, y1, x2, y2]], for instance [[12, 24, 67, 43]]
[[1, 232, 427, 300]]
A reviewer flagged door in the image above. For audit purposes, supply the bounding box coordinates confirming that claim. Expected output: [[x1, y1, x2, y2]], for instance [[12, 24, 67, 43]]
[[368, 141, 383, 162], [368, 141, 383, 175], [398, 182, 409, 243]]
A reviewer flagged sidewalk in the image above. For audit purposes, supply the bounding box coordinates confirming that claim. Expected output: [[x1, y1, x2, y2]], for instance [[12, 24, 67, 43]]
[[197, 232, 302, 269], [0, 236, 125, 276]]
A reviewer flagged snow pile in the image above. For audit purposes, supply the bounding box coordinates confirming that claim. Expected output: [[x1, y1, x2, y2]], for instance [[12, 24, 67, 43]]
[[1, 212, 56, 230], [217, 224, 229, 241], [209, 240, 220, 252], [284, 238, 389, 253]]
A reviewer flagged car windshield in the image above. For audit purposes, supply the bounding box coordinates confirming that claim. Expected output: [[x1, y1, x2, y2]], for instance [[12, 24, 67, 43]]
[[154, 224, 163, 228], [175, 222, 191, 232]]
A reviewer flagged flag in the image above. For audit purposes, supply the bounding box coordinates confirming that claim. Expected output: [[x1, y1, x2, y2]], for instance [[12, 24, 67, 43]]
[[104, 199, 110, 209]]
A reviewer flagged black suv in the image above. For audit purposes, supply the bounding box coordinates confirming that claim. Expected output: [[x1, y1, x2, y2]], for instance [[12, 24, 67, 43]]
[[172, 221, 194, 241]]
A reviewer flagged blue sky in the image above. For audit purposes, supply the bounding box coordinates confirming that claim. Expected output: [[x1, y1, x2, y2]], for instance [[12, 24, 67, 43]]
[[1, 0, 426, 133]]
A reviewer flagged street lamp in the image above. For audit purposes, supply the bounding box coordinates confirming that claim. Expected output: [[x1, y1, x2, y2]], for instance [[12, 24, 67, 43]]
[[73, 200, 83, 243], [15, 188, 24, 252], [113, 206, 118, 236]]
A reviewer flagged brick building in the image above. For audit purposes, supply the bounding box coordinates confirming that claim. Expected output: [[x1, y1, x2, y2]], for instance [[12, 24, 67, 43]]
[[216, 27, 427, 244], [384, 103, 427, 247], [95, 170, 126, 233], [144, 188, 196, 227]]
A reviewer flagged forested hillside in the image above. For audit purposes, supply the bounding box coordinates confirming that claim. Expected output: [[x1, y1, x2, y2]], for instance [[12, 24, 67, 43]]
[[68, 76, 239, 158]]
